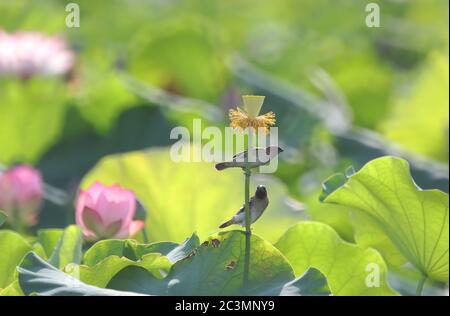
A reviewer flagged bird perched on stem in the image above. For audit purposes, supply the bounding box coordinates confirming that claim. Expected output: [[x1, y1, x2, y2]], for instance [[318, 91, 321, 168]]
[[219, 185, 269, 228], [215, 146, 283, 171]]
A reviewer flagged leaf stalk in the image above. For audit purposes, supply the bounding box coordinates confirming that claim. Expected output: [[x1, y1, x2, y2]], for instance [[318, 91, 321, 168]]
[[416, 274, 427, 296], [243, 132, 253, 290]]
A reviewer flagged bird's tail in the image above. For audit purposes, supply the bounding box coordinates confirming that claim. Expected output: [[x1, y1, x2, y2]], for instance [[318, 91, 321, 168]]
[[215, 162, 230, 171], [219, 219, 234, 228]]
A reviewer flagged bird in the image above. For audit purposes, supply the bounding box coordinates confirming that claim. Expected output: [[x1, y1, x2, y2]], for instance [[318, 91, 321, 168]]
[[215, 146, 283, 171], [219, 185, 269, 228]]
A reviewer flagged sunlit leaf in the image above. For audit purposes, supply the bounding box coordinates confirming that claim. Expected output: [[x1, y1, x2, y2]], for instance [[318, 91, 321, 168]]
[[275, 221, 397, 295], [18, 232, 326, 296], [83, 233, 199, 266], [0, 230, 32, 288], [78, 253, 171, 288], [37, 229, 64, 259], [322, 156, 449, 283], [18, 252, 143, 296], [48, 225, 83, 269], [108, 231, 298, 295]]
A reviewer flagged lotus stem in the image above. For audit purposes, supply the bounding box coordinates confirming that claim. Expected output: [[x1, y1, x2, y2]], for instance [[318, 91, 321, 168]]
[[416, 274, 427, 296], [142, 227, 149, 244], [243, 131, 253, 290], [243, 165, 251, 289]]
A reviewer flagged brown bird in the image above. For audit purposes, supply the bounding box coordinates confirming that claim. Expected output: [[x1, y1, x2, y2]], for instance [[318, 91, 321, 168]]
[[215, 146, 283, 171], [219, 185, 269, 228]]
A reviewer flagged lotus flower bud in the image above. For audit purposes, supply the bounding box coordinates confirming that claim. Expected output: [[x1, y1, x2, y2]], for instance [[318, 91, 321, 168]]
[[75, 182, 145, 241], [0, 165, 43, 226]]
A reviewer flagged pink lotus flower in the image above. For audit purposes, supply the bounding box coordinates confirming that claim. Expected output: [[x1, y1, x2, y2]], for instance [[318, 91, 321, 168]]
[[0, 30, 74, 79], [76, 182, 145, 241], [0, 165, 43, 226]]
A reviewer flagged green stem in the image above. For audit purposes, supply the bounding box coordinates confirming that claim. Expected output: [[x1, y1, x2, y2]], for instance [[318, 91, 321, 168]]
[[11, 209, 26, 235], [243, 164, 251, 290], [416, 274, 427, 296], [142, 227, 149, 244], [243, 132, 253, 290]]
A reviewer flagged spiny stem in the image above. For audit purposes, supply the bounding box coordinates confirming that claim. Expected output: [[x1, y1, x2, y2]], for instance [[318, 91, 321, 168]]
[[416, 274, 427, 296]]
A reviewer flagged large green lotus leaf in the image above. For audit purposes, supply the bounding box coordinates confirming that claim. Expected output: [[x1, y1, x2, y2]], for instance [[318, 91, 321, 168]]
[[322, 156, 449, 283], [37, 229, 64, 259], [18, 252, 144, 296], [0, 211, 6, 227], [83, 239, 174, 266], [350, 211, 407, 267], [318, 167, 406, 267], [108, 231, 297, 296], [81, 148, 303, 243], [83, 233, 198, 266], [304, 188, 355, 242], [0, 230, 32, 288], [17, 252, 327, 296], [108, 265, 330, 296], [48, 225, 83, 269], [17, 232, 325, 296], [77, 253, 171, 288], [275, 222, 397, 296], [78, 234, 200, 288], [0, 79, 67, 163], [8, 239, 171, 295]]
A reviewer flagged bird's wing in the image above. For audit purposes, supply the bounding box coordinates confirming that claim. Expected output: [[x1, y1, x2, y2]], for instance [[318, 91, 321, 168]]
[[236, 196, 254, 215], [233, 147, 266, 162], [232, 151, 247, 161]]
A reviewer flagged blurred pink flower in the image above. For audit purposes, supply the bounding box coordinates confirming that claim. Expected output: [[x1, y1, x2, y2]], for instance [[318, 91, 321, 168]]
[[0, 30, 75, 79], [0, 165, 43, 226], [76, 182, 145, 241]]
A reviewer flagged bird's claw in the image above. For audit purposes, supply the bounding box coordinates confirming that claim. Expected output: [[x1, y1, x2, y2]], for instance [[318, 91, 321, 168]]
[[244, 228, 253, 236], [242, 168, 251, 177]]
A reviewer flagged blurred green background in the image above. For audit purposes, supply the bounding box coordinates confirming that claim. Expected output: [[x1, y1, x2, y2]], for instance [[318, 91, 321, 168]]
[[0, 0, 448, 244]]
